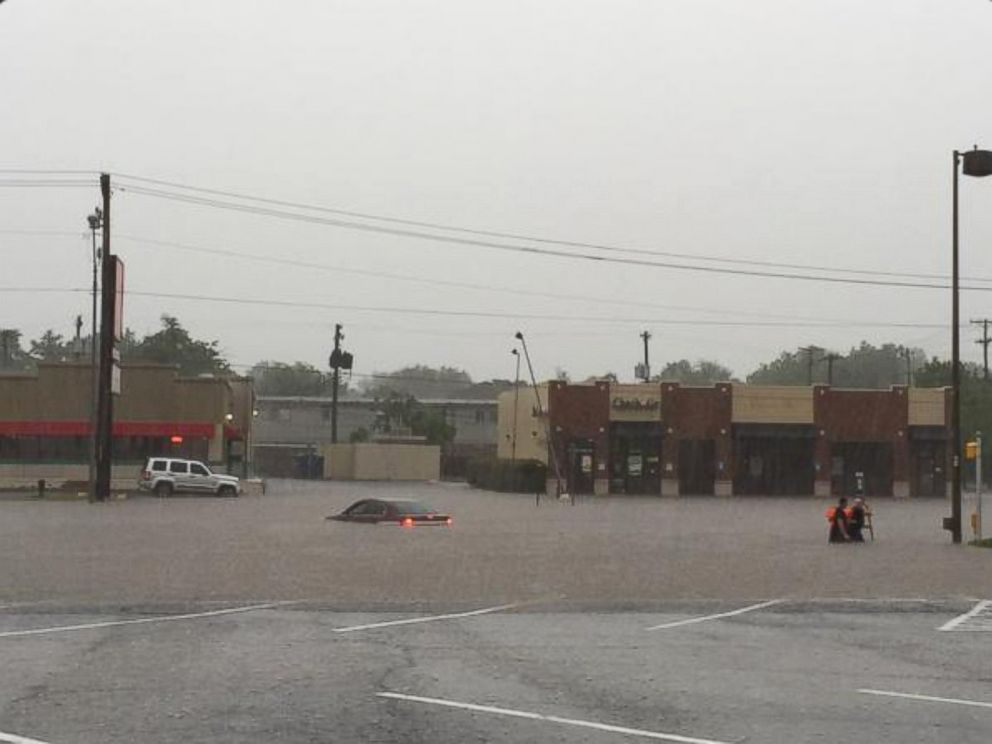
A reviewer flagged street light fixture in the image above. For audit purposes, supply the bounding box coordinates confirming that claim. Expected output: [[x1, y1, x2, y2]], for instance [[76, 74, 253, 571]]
[[947, 146, 992, 544]]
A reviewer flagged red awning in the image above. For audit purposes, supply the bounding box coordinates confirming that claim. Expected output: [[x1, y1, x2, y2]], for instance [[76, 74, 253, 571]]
[[0, 421, 216, 437]]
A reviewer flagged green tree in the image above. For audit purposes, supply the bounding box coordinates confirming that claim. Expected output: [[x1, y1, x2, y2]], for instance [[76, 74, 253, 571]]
[[249, 361, 344, 396], [0, 329, 32, 371], [657, 359, 735, 384], [371, 392, 455, 445], [360, 364, 473, 399], [746, 350, 809, 385], [746, 343, 925, 388], [349, 427, 371, 443], [28, 329, 74, 361], [583, 371, 618, 383], [130, 315, 230, 375]]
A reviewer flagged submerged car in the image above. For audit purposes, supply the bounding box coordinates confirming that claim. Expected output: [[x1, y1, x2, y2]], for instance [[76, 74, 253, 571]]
[[327, 498, 452, 526]]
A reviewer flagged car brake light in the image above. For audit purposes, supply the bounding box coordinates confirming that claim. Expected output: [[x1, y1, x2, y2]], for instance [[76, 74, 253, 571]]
[[445, 517, 453, 526], [401, 517, 414, 528]]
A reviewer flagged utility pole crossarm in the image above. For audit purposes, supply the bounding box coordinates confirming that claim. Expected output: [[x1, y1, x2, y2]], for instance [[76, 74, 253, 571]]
[[971, 319, 992, 380]]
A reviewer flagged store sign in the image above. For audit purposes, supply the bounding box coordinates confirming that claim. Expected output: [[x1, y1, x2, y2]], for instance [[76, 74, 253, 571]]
[[609, 389, 662, 421], [612, 397, 660, 412]]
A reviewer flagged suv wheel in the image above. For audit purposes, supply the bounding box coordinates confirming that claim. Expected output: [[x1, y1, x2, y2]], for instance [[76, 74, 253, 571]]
[[218, 484, 237, 498], [154, 481, 173, 498]]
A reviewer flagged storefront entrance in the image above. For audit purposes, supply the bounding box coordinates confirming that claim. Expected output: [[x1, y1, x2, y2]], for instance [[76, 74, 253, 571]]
[[567, 439, 596, 495], [679, 439, 715, 495], [830, 442, 893, 497], [911, 439, 946, 497], [609, 423, 662, 495], [733, 426, 815, 495]]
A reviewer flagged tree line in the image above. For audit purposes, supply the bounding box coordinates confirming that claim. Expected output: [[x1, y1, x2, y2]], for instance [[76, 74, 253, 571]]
[[0, 316, 976, 395]]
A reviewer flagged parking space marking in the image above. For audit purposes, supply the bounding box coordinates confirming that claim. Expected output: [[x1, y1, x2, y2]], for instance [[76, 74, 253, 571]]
[[645, 599, 782, 631], [377, 692, 731, 744], [858, 689, 992, 710], [0, 601, 293, 639], [937, 599, 992, 631], [333, 603, 518, 633], [0, 731, 53, 744]]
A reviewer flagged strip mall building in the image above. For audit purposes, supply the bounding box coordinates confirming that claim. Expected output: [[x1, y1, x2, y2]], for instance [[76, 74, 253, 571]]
[[0, 363, 255, 483], [498, 382, 949, 498]]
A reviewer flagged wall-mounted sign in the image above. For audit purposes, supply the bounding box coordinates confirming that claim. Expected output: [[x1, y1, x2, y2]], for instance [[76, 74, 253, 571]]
[[612, 397, 660, 411], [581, 454, 593, 474], [609, 385, 662, 421]]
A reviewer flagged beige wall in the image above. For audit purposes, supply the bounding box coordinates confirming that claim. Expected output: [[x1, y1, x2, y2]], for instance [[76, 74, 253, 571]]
[[731, 384, 814, 424], [908, 387, 946, 426], [322, 443, 440, 481], [608, 383, 662, 422], [496, 384, 548, 463], [0, 363, 235, 423]]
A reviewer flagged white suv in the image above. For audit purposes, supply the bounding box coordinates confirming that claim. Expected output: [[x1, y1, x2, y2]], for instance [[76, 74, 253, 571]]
[[139, 457, 241, 497]]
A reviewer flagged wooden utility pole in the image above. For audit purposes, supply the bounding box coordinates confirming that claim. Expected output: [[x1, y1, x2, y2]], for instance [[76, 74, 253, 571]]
[[799, 346, 822, 385], [640, 331, 651, 381], [972, 319, 992, 380], [327, 324, 353, 445], [900, 347, 913, 387], [820, 353, 841, 385], [94, 173, 113, 501], [331, 324, 342, 444]]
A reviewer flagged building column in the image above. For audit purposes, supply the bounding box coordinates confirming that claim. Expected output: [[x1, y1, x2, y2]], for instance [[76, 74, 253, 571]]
[[814, 431, 831, 497], [715, 429, 733, 497], [661, 435, 679, 497], [593, 431, 610, 496], [893, 429, 910, 498]]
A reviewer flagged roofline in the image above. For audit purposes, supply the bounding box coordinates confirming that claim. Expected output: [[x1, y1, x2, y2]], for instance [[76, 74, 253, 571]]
[[256, 396, 496, 405]]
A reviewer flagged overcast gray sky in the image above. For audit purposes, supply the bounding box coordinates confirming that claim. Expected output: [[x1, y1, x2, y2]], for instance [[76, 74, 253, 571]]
[[3, 0, 992, 383]]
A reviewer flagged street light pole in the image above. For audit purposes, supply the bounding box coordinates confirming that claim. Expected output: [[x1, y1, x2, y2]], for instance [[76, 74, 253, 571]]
[[511, 348, 520, 467], [947, 146, 992, 544], [951, 150, 962, 543], [514, 331, 566, 500]]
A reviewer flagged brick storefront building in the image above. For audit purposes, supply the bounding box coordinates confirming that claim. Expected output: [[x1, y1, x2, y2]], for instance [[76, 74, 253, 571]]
[[501, 381, 949, 498]]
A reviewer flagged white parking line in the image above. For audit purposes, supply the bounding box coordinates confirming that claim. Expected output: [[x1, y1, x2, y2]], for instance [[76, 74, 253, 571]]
[[858, 689, 992, 710], [937, 599, 992, 631], [333, 603, 518, 633], [0, 601, 293, 639], [377, 692, 732, 744], [0, 730, 53, 744], [645, 599, 782, 631]]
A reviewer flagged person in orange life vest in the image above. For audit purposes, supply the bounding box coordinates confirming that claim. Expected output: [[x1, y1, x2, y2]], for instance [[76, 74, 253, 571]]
[[827, 497, 850, 543], [847, 497, 866, 542]]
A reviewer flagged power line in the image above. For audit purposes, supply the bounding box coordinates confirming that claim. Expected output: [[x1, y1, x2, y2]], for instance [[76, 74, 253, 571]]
[[112, 172, 967, 284], [121, 288, 957, 329], [0, 179, 95, 188], [0, 229, 86, 237], [0, 169, 975, 285], [12, 224, 992, 289], [109, 232, 872, 324], [0, 169, 98, 175], [115, 182, 967, 291], [0, 285, 969, 330]]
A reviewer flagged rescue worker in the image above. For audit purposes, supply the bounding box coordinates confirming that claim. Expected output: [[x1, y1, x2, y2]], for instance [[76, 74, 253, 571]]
[[828, 496, 850, 543], [848, 497, 866, 542]]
